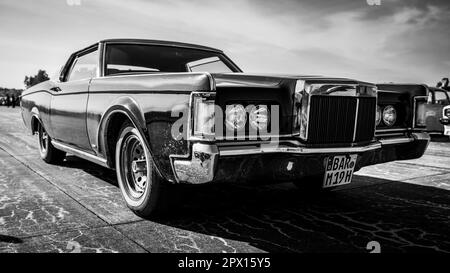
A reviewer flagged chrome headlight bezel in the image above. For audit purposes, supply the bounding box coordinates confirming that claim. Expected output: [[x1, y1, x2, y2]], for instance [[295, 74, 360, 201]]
[[382, 105, 397, 127], [225, 104, 247, 131], [249, 104, 270, 131]]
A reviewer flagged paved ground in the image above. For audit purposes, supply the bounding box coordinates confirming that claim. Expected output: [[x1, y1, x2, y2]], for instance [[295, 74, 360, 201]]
[[0, 107, 449, 253]]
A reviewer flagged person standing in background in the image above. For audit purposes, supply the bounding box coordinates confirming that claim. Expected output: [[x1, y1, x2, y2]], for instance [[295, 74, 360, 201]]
[[5, 94, 10, 108], [11, 94, 16, 108], [440, 78, 450, 91]]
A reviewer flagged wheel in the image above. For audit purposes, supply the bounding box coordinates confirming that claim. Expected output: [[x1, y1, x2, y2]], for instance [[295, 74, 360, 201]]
[[37, 122, 66, 164], [115, 122, 168, 218], [293, 174, 332, 193]]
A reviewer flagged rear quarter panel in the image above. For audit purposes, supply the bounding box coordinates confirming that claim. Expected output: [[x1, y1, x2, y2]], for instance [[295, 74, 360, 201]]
[[20, 81, 54, 135]]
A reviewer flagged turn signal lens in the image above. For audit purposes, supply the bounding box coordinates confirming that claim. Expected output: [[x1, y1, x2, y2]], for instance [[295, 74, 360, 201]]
[[193, 96, 215, 137], [249, 105, 269, 131], [415, 101, 426, 127], [375, 105, 382, 126], [382, 105, 397, 126], [225, 104, 247, 131]]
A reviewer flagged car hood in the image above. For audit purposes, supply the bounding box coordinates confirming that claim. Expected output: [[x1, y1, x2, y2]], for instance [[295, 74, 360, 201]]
[[211, 73, 375, 89]]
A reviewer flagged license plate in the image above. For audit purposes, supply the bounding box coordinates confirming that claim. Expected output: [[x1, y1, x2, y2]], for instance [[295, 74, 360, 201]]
[[323, 155, 357, 188]]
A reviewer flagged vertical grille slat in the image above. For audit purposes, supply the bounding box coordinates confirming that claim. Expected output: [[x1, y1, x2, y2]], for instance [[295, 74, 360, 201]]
[[307, 96, 376, 144]]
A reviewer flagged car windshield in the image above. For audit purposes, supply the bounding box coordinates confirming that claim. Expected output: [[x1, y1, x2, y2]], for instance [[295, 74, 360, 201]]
[[105, 44, 237, 76]]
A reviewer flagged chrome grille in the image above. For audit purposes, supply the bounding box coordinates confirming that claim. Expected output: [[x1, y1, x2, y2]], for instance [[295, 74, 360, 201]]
[[307, 96, 376, 144]]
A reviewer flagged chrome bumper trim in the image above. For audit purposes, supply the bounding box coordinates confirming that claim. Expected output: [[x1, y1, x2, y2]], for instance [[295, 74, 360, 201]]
[[378, 137, 413, 145], [218, 143, 382, 156], [171, 143, 218, 184], [218, 135, 423, 157]]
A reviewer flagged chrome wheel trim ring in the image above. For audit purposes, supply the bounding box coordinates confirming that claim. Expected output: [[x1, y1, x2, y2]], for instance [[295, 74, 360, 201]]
[[117, 128, 151, 207]]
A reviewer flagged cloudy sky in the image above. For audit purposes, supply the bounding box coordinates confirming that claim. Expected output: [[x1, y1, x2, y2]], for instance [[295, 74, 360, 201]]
[[0, 0, 449, 89]]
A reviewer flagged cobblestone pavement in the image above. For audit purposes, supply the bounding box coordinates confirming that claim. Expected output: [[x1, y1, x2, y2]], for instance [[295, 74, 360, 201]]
[[0, 107, 449, 253]]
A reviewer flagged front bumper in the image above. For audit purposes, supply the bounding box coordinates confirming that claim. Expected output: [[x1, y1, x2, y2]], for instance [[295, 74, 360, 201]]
[[170, 132, 430, 184]]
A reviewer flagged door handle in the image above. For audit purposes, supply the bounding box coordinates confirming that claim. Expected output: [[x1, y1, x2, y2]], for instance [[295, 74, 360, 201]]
[[50, 87, 62, 92]]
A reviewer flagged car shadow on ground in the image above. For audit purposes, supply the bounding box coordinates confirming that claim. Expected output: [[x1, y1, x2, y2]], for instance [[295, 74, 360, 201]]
[[60, 155, 450, 252], [0, 235, 23, 244], [430, 134, 450, 143], [61, 155, 118, 185]]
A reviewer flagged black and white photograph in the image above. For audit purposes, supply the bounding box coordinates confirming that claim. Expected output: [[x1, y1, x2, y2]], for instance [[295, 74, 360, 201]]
[[0, 0, 449, 264]]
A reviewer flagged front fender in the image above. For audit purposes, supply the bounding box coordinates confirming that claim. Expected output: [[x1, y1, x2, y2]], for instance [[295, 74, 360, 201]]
[[99, 97, 146, 156], [98, 96, 172, 181]]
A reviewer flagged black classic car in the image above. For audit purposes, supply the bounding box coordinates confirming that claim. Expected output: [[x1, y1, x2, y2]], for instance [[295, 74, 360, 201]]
[[20, 39, 430, 217]]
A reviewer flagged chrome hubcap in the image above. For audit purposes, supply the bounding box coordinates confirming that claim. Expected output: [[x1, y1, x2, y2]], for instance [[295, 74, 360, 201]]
[[121, 135, 148, 199]]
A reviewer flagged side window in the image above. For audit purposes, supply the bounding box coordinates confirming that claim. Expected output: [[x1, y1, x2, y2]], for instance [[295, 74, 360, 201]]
[[67, 50, 98, 81], [434, 91, 449, 105]]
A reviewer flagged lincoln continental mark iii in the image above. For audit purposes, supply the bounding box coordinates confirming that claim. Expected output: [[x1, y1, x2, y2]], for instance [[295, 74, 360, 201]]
[[20, 39, 430, 217]]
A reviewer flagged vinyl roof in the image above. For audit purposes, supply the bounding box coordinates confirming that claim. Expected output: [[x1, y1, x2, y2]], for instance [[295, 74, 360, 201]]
[[99, 38, 223, 53]]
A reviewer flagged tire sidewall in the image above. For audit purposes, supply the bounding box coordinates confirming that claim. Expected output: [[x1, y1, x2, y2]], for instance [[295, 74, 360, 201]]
[[38, 123, 49, 160], [116, 125, 156, 210]]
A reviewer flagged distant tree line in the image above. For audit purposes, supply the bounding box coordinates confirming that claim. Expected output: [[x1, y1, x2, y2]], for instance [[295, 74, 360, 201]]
[[24, 69, 49, 88], [0, 87, 23, 97], [1, 69, 50, 96], [1, 69, 50, 106]]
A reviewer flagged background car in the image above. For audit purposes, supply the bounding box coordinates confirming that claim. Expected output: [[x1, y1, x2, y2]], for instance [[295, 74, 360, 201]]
[[377, 84, 450, 134], [417, 87, 450, 134]]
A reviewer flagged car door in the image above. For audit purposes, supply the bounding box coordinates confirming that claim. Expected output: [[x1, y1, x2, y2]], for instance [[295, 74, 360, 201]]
[[49, 46, 98, 152]]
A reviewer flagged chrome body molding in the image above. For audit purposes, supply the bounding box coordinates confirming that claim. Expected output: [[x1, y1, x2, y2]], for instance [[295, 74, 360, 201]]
[[352, 98, 360, 142], [51, 140, 109, 168]]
